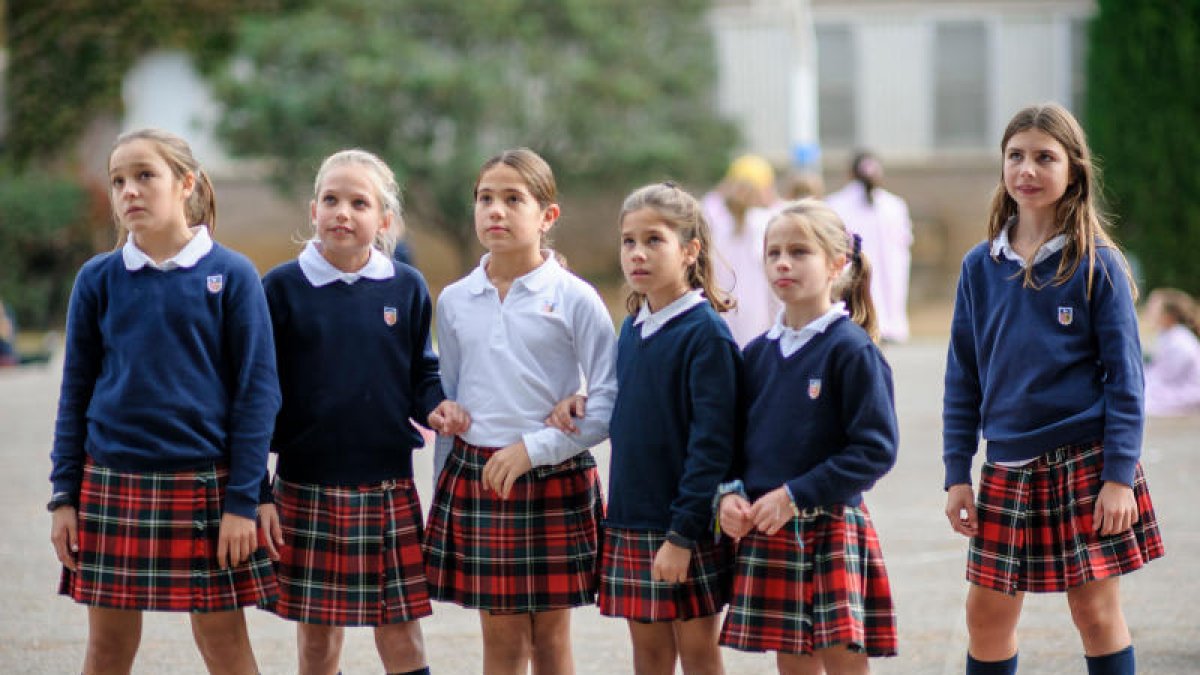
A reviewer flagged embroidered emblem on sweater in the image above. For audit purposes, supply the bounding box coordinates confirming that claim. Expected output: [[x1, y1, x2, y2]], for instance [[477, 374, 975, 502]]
[[541, 300, 557, 314], [1057, 306, 1074, 326], [383, 306, 398, 326], [206, 275, 224, 294], [808, 378, 822, 399]]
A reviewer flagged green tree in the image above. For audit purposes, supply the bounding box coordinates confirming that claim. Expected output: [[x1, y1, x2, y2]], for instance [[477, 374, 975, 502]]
[[1087, 0, 1200, 293], [212, 0, 737, 263]]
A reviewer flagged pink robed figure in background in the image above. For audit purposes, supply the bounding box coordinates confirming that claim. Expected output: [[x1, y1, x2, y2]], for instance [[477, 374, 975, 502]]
[[1143, 288, 1200, 416]]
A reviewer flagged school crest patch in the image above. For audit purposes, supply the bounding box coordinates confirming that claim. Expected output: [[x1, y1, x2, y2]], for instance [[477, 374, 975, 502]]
[[383, 306, 398, 326], [206, 274, 223, 294], [808, 378, 822, 399], [541, 300, 557, 314], [1057, 306, 1074, 326]]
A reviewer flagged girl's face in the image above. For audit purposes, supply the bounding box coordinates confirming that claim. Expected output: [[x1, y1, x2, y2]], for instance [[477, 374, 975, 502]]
[[1003, 129, 1071, 218], [311, 164, 392, 271], [108, 139, 193, 240], [620, 207, 699, 311], [474, 164, 558, 258], [764, 218, 844, 314]]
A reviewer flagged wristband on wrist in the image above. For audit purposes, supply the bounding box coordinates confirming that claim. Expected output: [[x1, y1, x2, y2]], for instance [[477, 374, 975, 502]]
[[46, 491, 75, 512]]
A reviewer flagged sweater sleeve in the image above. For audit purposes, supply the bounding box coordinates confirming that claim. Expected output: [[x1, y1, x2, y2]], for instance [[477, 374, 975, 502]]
[[1091, 249, 1144, 486], [942, 255, 984, 488], [406, 272, 445, 424], [669, 332, 742, 541], [786, 344, 898, 508], [221, 261, 282, 518], [522, 287, 617, 467], [50, 262, 104, 497]]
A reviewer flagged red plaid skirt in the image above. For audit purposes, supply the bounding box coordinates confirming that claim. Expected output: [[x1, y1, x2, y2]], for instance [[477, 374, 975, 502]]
[[423, 438, 603, 612], [597, 528, 732, 623], [273, 477, 432, 626], [60, 462, 277, 612], [969, 441, 1165, 595], [720, 503, 897, 656]]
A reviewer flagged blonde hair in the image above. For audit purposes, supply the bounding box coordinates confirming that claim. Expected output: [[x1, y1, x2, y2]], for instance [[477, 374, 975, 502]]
[[620, 182, 734, 315], [1150, 288, 1200, 337], [988, 103, 1137, 301], [313, 149, 403, 256], [767, 199, 879, 342], [108, 128, 216, 244]]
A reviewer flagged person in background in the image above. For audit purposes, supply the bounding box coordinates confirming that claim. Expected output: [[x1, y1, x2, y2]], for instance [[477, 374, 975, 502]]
[[1143, 287, 1200, 416], [826, 150, 914, 343]]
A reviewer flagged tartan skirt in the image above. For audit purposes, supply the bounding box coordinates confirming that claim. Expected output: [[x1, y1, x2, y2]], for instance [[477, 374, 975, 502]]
[[598, 527, 732, 623], [59, 461, 277, 612], [969, 441, 1165, 595], [423, 437, 603, 613], [272, 477, 432, 626], [720, 502, 897, 656]]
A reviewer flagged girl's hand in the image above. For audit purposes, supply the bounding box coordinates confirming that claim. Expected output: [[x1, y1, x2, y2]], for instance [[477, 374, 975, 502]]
[[257, 504, 284, 561], [718, 493, 754, 542], [544, 395, 587, 434], [1094, 481, 1138, 536], [216, 512, 257, 570], [749, 487, 798, 536], [481, 442, 532, 499], [945, 484, 978, 537], [428, 400, 471, 436], [50, 506, 79, 572], [652, 540, 692, 584]]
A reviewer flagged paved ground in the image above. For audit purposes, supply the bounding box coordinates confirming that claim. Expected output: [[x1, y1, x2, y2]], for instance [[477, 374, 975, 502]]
[[1, 338, 1196, 674]]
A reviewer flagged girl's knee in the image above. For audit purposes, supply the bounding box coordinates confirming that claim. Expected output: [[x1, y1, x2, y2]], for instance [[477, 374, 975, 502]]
[[1067, 580, 1126, 639], [965, 587, 1023, 635], [299, 623, 345, 661]]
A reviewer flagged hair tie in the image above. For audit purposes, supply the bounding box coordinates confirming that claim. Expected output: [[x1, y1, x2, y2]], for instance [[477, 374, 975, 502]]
[[662, 180, 678, 189], [852, 233, 862, 256]]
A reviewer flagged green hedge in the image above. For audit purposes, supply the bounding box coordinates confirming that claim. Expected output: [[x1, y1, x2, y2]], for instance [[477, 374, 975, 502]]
[[1087, 1, 1200, 294], [0, 172, 97, 329]]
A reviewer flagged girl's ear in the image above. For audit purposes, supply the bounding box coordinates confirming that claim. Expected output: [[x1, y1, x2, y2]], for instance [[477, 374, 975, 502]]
[[829, 253, 848, 279], [180, 171, 196, 199], [380, 209, 395, 234], [310, 200, 318, 225], [683, 237, 702, 267], [540, 203, 561, 233]]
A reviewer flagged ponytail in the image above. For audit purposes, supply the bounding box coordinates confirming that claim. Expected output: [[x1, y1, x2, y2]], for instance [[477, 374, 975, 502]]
[[840, 234, 879, 342], [189, 168, 217, 233]]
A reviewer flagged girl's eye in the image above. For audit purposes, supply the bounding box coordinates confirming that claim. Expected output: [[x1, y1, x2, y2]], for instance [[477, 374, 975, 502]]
[[478, 194, 492, 205], [322, 195, 337, 205], [111, 177, 124, 188], [353, 199, 369, 208], [621, 237, 634, 246], [507, 195, 521, 205], [1007, 151, 1022, 161], [139, 170, 154, 180], [1038, 153, 1055, 163], [648, 235, 663, 244]]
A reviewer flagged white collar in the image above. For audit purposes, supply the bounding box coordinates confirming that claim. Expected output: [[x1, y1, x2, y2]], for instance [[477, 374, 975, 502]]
[[298, 240, 394, 287], [991, 219, 1067, 268], [464, 251, 562, 296], [633, 289, 706, 338], [766, 302, 848, 357], [122, 226, 213, 271]]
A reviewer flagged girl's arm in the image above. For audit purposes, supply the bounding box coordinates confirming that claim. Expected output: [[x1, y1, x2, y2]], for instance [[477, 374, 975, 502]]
[[1091, 248, 1144, 487], [942, 260, 983, 488], [221, 261, 282, 520], [783, 345, 899, 508], [50, 263, 104, 498], [520, 290, 617, 467]]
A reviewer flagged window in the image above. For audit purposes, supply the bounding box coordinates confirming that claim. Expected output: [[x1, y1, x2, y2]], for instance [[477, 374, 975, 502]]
[[1068, 18, 1089, 119], [934, 22, 988, 147], [816, 24, 856, 149]]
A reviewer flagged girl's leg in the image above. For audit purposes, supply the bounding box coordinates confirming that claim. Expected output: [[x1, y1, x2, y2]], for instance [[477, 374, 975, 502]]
[[964, 585, 1024, 662], [671, 615, 724, 675], [530, 609, 574, 675], [816, 645, 869, 675], [189, 609, 259, 675], [83, 607, 142, 675], [1065, 577, 1131, 656], [627, 620, 678, 675], [374, 620, 427, 673], [776, 652, 824, 675], [296, 623, 345, 675], [480, 611, 532, 675]]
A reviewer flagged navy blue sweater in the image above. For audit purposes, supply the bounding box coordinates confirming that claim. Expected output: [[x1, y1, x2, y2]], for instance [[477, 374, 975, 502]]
[[262, 261, 443, 491], [736, 317, 898, 507], [606, 303, 742, 542], [51, 245, 281, 518], [943, 243, 1143, 488]]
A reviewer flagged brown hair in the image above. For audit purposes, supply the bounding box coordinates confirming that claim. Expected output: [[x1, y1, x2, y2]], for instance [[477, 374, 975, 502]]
[[619, 182, 734, 315], [987, 103, 1137, 301], [766, 199, 879, 342], [313, 148, 403, 256], [1150, 288, 1200, 338], [108, 128, 216, 244], [475, 147, 559, 251]]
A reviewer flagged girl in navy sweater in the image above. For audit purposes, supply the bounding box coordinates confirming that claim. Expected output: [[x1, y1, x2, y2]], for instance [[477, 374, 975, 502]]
[[49, 129, 281, 674], [717, 198, 899, 672], [942, 103, 1163, 675], [586, 182, 741, 675], [257, 149, 468, 675]]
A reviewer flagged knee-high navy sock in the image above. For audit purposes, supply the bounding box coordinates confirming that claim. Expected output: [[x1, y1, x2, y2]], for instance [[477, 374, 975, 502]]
[[1086, 645, 1135, 675], [966, 652, 1018, 675], [387, 668, 430, 675]]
